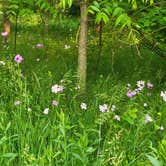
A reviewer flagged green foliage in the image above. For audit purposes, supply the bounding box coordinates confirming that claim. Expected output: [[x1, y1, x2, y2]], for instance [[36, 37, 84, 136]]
[[36, 0, 52, 12], [122, 108, 138, 125], [146, 155, 163, 166], [88, 1, 112, 24], [59, 0, 73, 9], [138, 5, 166, 52]]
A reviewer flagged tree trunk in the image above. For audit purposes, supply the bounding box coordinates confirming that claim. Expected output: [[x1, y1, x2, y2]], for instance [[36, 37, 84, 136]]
[[78, 0, 88, 93], [2, 0, 10, 43]]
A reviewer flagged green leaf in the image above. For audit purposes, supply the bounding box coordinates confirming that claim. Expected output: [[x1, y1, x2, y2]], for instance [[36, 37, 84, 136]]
[[90, 5, 100, 13], [96, 12, 102, 24], [86, 147, 96, 153], [132, 1, 137, 9], [150, 0, 154, 5], [72, 153, 84, 163], [68, 0, 73, 7], [88, 9, 95, 15], [2, 153, 18, 158], [93, 1, 100, 8], [115, 13, 127, 27], [103, 8, 111, 15], [5, 122, 11, 133], [0, 136, 7, 145], [122, 108, 137, 125], [101, 12, 109, 24], [146, 154, 162, 166], [112, 7, 124, 17]]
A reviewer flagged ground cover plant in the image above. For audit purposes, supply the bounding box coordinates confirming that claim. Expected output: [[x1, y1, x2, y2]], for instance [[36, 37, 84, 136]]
[[0, 0, 166, 165]]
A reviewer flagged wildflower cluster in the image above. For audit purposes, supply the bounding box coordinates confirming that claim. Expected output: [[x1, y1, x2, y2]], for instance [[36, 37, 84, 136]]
[[126, 80, 153, 98], [51, 84, 64, 93]]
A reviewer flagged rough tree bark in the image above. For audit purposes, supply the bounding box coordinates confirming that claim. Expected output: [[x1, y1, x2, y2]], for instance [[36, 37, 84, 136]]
[[78, 0, 88, 93]]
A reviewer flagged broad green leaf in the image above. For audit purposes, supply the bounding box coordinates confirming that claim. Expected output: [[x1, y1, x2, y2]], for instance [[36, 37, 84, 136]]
[[150, 0, 154, 5], [112, 7, 124, 17], [93, 1, 100, 8], [68, 0, 73, 8], [72, 153, 84, 163], [2, 153, 18, 158], [90, 5, 100, 13], [115, 13, 127, 27], [88, 9, 95, 15], [101, 12, 109, 24], [132, 1, 137, 9], [0, 136, 7, 145], [146, 154, 162, 166], [103, 8, 111, 15], [96, 12, 102, 24], [5, 122, 11, 133]]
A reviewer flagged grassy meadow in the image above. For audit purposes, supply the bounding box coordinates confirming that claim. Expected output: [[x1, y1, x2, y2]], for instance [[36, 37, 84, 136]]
[[0, 17, 166, 166]]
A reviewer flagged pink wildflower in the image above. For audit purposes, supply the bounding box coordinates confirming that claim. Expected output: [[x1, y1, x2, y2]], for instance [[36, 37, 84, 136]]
[[145, 115, 153, 123], [14, 100, 21, 105], [147, 82, 153, 89], [14, 54, 24, 63], [51, 84, 64, 93], [126, 90, 136, 98], [99, 104, 108, 112], [136, 80, 145, 91], [1, 31, 8, 37], [36, 43, 43, 48], [52, 100, 58, 106]]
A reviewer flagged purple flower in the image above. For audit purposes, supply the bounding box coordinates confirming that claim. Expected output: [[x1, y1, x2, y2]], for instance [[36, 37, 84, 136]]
[[36, 43, 43, 48], [14, 54, 24, 63], [14, 100, 21, 105], [145, 115, 153, 123], [126, 90, 136, 98], [136, 80, 145, 91], [114, 115, 120, 121], [99, 104, 108, 112], [1, 31, 8, 37], [147, 82, 153, 89], [52, 100, 58, 106], [51, 84, 64, 93]]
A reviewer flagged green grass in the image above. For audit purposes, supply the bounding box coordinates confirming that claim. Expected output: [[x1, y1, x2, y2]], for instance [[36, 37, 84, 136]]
[[0, 18, 166, 165]]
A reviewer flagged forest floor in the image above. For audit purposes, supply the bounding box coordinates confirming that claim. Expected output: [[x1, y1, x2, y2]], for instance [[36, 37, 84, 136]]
[[0, 19, 166, 165]]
